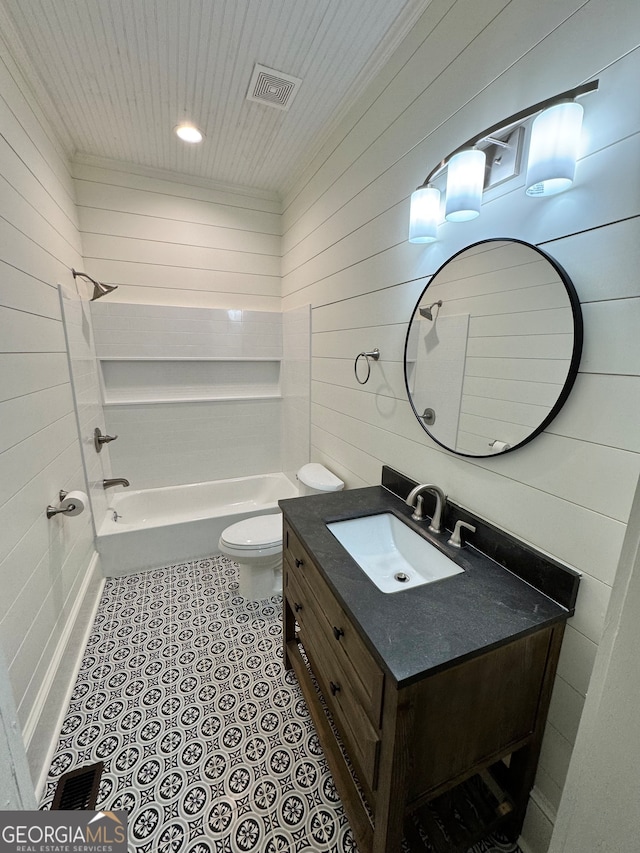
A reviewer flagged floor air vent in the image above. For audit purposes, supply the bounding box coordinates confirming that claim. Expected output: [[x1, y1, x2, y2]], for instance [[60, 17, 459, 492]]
[[51, 761, 103, 810], [246, 63, 302, 110]]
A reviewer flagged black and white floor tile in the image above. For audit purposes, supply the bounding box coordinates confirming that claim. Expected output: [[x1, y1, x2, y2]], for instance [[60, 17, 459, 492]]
[[41, 555, 522, 853]]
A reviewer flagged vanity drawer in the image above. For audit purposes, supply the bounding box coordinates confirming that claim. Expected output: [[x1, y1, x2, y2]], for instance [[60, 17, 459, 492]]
[[286, 566, 380, 790], [284, 523, 384, 727]]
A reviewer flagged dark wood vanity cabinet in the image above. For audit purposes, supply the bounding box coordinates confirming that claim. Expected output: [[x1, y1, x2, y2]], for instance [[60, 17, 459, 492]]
[[282, 518, 565, 853]]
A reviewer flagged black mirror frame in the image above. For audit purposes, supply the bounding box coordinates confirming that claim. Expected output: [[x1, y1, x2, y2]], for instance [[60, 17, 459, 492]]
[[403, 238, 583, 458]]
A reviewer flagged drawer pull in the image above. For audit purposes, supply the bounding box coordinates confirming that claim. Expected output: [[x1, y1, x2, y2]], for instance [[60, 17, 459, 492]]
[[295, 558, 304, 568], [329, 681, 340, 696], [332, 626, 344, 641], [294, 602, 303, 612]]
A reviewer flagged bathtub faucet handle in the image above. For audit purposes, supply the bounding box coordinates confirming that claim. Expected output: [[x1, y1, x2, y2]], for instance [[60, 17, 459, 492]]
[[94, 427, 118, 453]]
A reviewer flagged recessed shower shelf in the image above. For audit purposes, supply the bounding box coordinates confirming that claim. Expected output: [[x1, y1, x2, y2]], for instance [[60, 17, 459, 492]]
[[98, 357, 281, 406], [98, 357, 282, 362], [103, 393, 282, 406]]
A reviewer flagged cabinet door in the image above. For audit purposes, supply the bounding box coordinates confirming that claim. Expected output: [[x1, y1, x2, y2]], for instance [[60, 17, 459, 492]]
[[285, 560, 381, 790], [285, 524, 384, 727]]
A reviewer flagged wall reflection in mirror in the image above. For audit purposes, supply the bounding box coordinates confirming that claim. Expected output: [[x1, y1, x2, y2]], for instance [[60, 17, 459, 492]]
[[404, 239, 583, 457]]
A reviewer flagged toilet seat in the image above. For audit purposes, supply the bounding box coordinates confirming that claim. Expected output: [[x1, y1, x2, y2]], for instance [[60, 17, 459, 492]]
[[219, 513, 282, 552]]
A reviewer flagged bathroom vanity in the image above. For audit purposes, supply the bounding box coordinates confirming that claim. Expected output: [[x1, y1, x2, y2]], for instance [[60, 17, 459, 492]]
[[280, 469, 579, 853]]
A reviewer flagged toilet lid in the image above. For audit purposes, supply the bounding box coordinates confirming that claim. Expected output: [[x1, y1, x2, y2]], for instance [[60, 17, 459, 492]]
[[220, 513, 282, 549]]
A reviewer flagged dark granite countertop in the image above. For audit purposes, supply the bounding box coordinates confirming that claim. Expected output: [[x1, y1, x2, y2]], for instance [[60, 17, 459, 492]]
[[279, 484, 578, 688]]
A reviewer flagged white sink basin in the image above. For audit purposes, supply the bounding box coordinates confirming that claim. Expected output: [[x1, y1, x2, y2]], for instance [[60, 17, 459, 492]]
[[326, 512, 463, 593]]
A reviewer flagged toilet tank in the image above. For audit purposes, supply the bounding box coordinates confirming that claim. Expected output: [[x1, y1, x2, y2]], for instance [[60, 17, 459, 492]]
[[297, 463, 344, 496]]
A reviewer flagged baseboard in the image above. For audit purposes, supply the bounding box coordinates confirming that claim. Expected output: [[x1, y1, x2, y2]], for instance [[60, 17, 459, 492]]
[[23, 551, 105, 799], [518, 786, 557, 853]]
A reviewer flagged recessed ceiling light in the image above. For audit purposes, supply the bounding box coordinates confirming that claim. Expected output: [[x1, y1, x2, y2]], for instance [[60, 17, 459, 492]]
[[175, 123, 203, 143]]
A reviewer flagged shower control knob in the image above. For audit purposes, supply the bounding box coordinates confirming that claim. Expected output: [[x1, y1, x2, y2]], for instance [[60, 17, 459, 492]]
[[94, 427, 118, 453]]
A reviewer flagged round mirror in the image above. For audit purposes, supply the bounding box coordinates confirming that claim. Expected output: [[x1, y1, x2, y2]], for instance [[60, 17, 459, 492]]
[[404, 238, 582, 457]]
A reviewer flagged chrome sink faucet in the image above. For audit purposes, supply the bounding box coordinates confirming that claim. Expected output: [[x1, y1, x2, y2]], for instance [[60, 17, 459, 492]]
[[405, 483, 446, 533], [103, 478, 130, 489]]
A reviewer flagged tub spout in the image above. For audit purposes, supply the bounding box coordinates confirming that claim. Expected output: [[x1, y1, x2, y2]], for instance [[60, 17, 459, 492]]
[[103, 478, 130, 489]]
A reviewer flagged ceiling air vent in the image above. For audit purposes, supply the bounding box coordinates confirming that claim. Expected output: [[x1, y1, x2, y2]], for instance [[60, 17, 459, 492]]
[[246, 64, 302, 111]]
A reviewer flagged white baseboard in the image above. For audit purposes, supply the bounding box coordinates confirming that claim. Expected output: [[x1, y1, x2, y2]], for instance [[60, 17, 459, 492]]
[[23, 551, 105, 798], [519, 786, 557, 853]]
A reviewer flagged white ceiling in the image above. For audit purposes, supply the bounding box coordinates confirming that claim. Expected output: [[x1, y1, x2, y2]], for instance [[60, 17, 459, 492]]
[[0, 0, 428, 196]]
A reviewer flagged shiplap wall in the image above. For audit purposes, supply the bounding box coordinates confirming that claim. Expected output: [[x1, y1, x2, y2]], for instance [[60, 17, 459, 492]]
[[281, 0, 640, 849], [73, 158, 282, 310], [0, 33, 102, 784]]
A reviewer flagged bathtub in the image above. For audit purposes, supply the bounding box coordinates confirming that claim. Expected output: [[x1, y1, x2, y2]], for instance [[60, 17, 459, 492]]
[[96, 472, 299, 577]]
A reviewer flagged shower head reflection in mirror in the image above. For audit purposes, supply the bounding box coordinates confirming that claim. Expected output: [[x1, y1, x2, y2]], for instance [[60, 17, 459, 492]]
[[404, 238, 583, 458], [419, 300, 443, 321]]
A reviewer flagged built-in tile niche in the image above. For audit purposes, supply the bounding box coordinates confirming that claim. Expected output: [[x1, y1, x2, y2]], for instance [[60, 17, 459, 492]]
[[89, 302, 291, 490], [100, 358, 281, 405], [90, 302, 283, 405]]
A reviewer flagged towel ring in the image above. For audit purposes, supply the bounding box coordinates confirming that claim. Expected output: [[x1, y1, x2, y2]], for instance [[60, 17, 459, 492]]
[[354, 349, 380, 385]]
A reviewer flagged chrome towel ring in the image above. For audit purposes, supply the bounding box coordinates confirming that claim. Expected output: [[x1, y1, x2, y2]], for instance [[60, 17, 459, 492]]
[[354, 348, 380, 385]]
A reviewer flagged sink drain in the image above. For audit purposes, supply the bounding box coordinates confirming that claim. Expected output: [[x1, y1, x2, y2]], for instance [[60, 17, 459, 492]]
[[394, 572, 410, 583]]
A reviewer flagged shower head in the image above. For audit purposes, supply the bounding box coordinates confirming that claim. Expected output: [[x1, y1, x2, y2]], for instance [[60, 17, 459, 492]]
[[72, 269, 118, 301], [419, 300, 443, 321]]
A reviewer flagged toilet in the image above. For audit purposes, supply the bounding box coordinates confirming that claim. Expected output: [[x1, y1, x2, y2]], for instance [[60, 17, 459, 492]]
[[218, 463, 344, 600]]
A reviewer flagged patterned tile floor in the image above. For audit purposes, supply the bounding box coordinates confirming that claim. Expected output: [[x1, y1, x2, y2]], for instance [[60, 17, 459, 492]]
[[41, 555, 522, 853]]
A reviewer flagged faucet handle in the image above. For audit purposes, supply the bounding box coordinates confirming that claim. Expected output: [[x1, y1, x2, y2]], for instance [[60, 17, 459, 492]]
[[448, 520, 476, 548], [94, 427, 118, 453], [410, 494, 425, 521]]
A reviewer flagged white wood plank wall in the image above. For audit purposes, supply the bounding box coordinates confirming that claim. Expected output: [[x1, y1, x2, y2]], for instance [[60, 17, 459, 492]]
[[0, 33, 102, 785], [281, 1, 640, 849], [73, 159, 282, 310]]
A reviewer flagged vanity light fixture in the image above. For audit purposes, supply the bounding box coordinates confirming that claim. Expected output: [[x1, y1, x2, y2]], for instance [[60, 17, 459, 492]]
[[175, 123, 204, 143], [408, 184, 441, 243], [444, 149, 486, 222], [408, 80, 598, 244], [525, 100, 584, 196]]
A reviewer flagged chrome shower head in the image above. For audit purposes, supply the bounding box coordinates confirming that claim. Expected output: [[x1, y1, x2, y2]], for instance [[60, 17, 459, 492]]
[[419, 300, 442, 321], [72, 269, 118, 301]]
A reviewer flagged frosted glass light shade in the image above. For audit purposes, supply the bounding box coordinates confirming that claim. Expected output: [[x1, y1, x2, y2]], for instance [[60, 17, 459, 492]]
[[526, 101, 583, 196], [409, 186, 441, 243], [445, 149, 486, 222]]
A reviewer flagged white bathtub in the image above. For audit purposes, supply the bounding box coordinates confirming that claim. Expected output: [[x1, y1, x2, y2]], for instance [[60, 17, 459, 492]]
[[96, 473, 299, 577]]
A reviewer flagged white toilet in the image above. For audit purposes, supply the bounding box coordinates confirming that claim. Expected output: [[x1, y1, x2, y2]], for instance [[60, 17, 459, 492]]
[[218, 463, 344, 600]]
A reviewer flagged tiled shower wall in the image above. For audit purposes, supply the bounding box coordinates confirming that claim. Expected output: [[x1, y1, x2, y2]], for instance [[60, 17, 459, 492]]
[[89, 301, 309, 492]]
